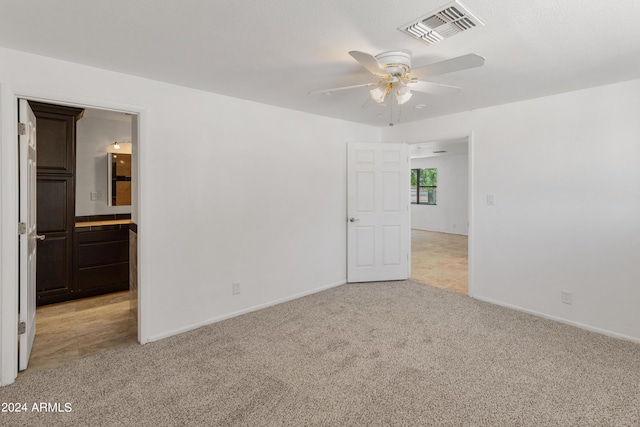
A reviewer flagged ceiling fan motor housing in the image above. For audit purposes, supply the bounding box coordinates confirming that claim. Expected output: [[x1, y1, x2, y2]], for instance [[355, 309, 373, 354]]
[[375, 51, 412, 76]]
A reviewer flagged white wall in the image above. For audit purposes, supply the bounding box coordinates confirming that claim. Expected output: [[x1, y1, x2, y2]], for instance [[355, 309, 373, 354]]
[[0, 46, 380, 384], [411, 154, 468, 235], [2, 44, 638, 387], [384, 78, 640, 342], [76, 115, 132, 216]]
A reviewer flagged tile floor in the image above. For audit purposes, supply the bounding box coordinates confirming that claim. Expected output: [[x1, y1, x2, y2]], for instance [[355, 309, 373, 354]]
[[22, 291, 137, 375], [411, 229, 468, 294]]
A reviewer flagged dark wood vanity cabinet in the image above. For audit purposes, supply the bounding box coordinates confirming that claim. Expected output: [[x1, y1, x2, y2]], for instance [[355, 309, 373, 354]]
[[75, 225, 130, 297]]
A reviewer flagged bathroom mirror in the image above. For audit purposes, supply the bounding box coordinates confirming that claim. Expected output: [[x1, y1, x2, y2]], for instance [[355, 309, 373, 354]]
[[107, 153, 132, 206]]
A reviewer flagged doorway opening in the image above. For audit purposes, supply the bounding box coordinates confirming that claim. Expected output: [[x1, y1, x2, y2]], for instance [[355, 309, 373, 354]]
[[409, 138, 469, 295], [18, 101, 139, 374]]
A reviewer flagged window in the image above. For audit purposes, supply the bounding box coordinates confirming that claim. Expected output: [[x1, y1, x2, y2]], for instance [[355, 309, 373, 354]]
[[411, 168, 437, 205]]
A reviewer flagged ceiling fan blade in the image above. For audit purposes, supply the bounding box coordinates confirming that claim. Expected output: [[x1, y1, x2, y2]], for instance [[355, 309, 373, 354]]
[[349, 51, 391, 78], [308, 82, 378, 95], [411, 53, 485, 79], [409, 81, 462, 96]]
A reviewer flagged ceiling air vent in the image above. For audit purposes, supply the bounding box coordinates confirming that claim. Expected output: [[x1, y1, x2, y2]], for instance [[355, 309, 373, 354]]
[[399, 0, 484, 46]]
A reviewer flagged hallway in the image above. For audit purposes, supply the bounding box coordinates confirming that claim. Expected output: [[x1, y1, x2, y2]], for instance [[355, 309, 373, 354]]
[[411, 229, 468, 294]]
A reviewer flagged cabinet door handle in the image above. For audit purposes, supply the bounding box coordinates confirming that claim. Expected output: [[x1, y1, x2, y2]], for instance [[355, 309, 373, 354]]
[[36, 235, 46, 241], [349, 218, 360, 223]]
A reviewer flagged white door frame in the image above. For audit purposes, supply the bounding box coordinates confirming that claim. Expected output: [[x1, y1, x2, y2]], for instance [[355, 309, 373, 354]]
[[405, 131, 475, 297], [0, 83, 149, 386]]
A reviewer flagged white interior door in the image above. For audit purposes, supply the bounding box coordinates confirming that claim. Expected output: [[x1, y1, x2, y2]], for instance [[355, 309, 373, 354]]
[[18, 99, 38, 371], [347, 142, 410, 282]]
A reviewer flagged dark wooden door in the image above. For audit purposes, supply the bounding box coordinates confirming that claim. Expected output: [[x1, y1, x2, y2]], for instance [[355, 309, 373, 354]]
[[30, 102, 84, 306]]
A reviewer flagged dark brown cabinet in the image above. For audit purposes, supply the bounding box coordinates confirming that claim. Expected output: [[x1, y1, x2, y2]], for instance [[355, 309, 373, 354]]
[[31, 102, 84, 306], [36, 176, 74, 298], [31, 101, 82, 174], [75, 225, 130, 296]]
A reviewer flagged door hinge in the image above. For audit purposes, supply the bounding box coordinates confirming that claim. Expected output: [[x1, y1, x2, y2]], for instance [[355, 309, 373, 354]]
[[18, 322, 26, 335], [18, 122, 26, 136], [18, 222, 26, 235]]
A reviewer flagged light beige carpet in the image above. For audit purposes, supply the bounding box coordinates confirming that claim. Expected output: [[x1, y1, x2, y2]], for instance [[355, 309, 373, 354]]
[[2, 281, 639, 426]]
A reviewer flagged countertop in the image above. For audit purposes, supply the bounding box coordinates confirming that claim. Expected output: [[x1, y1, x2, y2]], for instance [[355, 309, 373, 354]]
[[75, 219, 133, 228]]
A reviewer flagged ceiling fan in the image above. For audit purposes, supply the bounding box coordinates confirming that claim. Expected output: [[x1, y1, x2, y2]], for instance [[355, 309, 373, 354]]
[[309, 50, 485, 108]]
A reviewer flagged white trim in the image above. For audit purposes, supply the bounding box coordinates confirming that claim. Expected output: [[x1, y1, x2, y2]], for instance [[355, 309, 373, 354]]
[[0, 84, 20, 386], [130, 110, 149, 345], [473, 295, 640, 345], [467, 131, 475, 298], [410, 227, 468, 236], [0, 83, 149, 386], [148, 280, 346, 342]]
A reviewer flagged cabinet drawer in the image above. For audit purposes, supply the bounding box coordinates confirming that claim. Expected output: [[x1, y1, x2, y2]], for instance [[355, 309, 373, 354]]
[[78, 241, 129, 267], [78, 263, 129, 291], [77, 229, 128, 244]]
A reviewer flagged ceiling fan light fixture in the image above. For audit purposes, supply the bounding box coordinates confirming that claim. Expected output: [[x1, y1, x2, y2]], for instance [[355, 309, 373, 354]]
[[396, 86, 413, 105], [369, 86, 389, 104]]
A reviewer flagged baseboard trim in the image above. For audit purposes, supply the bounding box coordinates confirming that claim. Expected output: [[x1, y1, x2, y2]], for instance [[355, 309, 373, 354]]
[[473, 295, 640, 345], [411, 227, 468, 236], [148, 279, 347, 342]]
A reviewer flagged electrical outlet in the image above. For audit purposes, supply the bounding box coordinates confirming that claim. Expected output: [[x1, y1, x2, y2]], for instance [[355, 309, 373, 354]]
[[486, 194, 495, 205], [90, 191, 101, 201], [232, 283, 240, 295], [561, 290, 572, 305]]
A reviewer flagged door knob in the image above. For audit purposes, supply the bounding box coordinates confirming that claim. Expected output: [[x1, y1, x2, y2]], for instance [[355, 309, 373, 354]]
[[349, 218, 360, 222], [35, 235, 45, 241]]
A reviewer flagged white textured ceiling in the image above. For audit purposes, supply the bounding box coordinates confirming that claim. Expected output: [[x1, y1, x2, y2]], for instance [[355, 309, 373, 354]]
[[1, 0, 639, 127]]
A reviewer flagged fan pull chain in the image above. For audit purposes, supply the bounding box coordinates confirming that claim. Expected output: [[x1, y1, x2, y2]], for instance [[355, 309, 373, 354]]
[[388, 85, 404, 126], [389, 86, 394, 127]]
